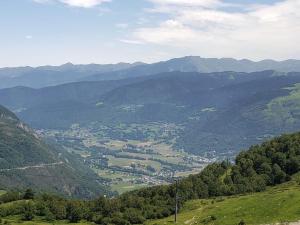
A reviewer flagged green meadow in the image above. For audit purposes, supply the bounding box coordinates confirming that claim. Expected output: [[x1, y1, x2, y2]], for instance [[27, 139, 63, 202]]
[[147, 177, 300, 225]]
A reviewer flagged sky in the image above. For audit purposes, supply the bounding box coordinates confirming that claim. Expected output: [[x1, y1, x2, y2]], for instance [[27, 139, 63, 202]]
[[0, 0, 299, 67]]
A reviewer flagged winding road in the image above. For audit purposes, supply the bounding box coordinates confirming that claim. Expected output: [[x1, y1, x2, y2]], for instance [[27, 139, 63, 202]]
[[0, 161, 64, 172]]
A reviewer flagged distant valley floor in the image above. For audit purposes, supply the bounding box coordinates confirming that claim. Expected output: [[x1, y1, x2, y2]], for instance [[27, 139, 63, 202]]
[[37, 122, 214, 193]]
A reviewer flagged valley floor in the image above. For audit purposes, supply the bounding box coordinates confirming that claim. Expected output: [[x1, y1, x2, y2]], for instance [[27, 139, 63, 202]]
[[147, 179, 300, 225]]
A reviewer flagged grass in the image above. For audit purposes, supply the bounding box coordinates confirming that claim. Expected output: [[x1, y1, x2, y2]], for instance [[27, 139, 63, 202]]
[[111, 182, 148, 194], [147, 180, 300, 225], [107, 155, 162, 170], [95, 169, 128, 179], [0, 190, 7, 196], [264, 83, 300, 125]]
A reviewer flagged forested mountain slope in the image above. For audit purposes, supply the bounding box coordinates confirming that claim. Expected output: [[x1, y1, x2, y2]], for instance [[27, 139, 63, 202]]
[[1, 71, 300, 156], [0, 105, 111, 198]]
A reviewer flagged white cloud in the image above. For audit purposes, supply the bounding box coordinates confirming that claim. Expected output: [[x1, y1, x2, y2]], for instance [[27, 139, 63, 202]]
[[133, 20, 197, 45], [25, 35, 33, 39], [148, 0, 222, 8], [124, 0, 300, 60], [119, 39, 144, 45], [60, 0, 110, 8], [33, 0, 111, 8]]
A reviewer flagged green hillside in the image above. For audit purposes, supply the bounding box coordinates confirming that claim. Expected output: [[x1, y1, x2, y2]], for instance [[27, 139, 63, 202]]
[[0, 105, 57, 169], [2, 131, 300, 224], [0, 105, 111, 198], [147, 178, 300, 225], [264, 83, 300, 127]]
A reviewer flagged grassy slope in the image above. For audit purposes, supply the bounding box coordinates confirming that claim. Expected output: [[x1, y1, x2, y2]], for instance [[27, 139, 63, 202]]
[[264, 83, 300, 126], [147, 177, 300, 225]]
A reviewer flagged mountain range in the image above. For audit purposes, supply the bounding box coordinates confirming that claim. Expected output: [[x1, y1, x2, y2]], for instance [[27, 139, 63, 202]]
[[0, 62, 142, 89], [1, 56, 300, 89]]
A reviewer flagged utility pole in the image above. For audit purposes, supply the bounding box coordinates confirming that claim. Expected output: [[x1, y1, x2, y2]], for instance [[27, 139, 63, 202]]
[[175, 179, 178, 223]]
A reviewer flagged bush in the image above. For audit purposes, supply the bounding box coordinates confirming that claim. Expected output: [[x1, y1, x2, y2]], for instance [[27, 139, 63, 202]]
[[211, 215, 217, 220], [47, 200, 67, 220], [123, 208, 146, 224], [202, 215, 217, 224], [45, 210, 55, 222], [22, 202, 35, 221], [66, 202, 82, 223], [238, 219, 246, 225], [111, 213, 130, 225], [23, 189, 34, 200], [0, 192, 21, 204], [92, 215, 104, 224], [35, 201, 48, 216]]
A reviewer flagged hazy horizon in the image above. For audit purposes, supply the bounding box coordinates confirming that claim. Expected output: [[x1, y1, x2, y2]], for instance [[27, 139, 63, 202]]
[[1, 56, 300, 69]]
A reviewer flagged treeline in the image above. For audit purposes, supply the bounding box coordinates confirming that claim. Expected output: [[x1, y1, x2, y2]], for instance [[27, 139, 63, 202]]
[[1, 132, 300, 224]]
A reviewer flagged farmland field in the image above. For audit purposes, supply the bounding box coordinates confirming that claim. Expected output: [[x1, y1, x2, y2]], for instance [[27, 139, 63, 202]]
[[38, 122, 213, 194]]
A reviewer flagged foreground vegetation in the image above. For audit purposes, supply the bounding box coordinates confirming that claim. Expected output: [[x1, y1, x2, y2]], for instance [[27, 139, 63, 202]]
[[2, 132, 300, 224], [148, 176, 300, 225], [3, 179, 300, 225], [0, 218, 93, 225]]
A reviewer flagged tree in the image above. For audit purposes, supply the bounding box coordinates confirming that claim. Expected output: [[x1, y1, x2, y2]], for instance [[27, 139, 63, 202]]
[[272, 164, 287, 184], [22, 202, 35, 221], [111, 212, 130, 225], [123, 208, 146, 224], [44, 210, 55, 222], [48, 200, 67, 220], [23, 189, 34, 200], [66, 201, 82, 223]]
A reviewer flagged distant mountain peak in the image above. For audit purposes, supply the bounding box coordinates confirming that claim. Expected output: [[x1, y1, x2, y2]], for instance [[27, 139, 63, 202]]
[[60, 62, 75, 67]]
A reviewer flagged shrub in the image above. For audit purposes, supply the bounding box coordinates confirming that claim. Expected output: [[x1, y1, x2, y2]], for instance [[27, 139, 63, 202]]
[[123, 208, 146, 224], [66, 201, 82, 223], [23, 189, 34, 200], [22, 202, 35, 221], [238, 219, 246, 225]]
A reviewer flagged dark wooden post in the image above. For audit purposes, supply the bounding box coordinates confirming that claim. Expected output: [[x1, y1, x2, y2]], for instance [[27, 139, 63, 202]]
[[175, 179, 178, 223]]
